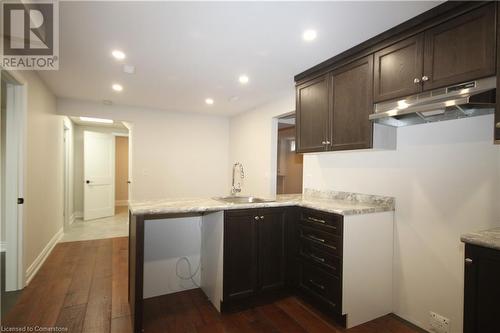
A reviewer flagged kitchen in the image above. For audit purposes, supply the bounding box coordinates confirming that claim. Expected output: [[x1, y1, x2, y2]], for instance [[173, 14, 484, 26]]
[[1, 1, 499, 333]]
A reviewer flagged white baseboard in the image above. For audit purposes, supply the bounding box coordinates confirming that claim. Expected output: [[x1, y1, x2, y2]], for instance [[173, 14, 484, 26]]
[[25, 227, 63, 285], [74, 211, 83, 219], [115, 200, 129, 207], [0, 241, 6, 252]]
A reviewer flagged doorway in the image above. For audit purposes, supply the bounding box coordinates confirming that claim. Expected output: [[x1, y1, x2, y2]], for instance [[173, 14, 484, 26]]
[[1, 71, 26, 319], [60, 117, 130, 242], [276, 114, 303, 194]]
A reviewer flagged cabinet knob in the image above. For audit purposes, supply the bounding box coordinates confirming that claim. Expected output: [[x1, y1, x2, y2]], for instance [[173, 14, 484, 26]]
[[321, 141, 326, 145], [326, 141, 331, 145], [496, 122, 500, 129], [413, 78, 421, 84], [260, 216, 264, 220], [421, 75, 429, 82], [254, 216, 260, 220], [465, 258, 473, 265]]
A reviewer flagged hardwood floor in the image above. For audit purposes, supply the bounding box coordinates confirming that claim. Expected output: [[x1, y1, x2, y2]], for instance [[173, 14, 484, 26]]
[[2, 237, 423, 333], [2, 238, 131, 332]]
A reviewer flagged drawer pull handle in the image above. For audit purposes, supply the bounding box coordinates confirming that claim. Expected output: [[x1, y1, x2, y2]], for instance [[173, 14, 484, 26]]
[[309, 253, 325, 263], [307, 217, 326, 224], [309, 279, 325, 290], [465, 258, 473, 265], [307, 235, 325, 243]]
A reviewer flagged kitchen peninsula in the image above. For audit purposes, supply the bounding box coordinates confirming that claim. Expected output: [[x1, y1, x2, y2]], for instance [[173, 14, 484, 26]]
[[128, 189, 395, 333]]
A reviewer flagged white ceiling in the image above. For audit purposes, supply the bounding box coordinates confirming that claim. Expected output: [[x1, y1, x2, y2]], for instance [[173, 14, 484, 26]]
[[39, 1, 441, 116]]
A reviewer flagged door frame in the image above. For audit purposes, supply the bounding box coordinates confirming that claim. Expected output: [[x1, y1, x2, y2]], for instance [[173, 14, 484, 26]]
[[1, 70, 27, 290], [63, 121, 71, 230], [272, 111, 296, 196]]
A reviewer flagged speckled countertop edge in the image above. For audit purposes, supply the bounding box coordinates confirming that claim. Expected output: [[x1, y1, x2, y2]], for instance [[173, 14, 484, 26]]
[[129, 189, 395, 217], [461, 227, 500, 251]]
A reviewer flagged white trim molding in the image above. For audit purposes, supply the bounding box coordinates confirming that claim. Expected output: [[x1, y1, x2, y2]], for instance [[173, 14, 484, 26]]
[[115, 200, 129, 207], [74, 211, 83, 219], [0, 241, 6, 252], [25, 228, 63, 285]]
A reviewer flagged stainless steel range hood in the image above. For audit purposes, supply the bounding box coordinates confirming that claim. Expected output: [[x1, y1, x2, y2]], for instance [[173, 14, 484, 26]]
[[369, 77, 496, 127]]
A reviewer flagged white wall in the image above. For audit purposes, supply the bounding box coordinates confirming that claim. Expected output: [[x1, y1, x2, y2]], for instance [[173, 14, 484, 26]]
[[229, 91, 294, 198], [58, 99, 230, 201], [303, 115, 500, 333], [72, 125, 128, 216]]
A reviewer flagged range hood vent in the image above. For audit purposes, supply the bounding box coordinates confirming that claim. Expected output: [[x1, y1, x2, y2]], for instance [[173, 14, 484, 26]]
[[369, 77, 496, 127]]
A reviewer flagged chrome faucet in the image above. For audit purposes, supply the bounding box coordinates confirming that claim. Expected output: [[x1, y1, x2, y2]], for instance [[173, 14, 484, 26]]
[[231, 162, 245, 196]]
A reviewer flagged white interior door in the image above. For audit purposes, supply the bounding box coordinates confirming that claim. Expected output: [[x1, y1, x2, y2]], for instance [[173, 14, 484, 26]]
[[84, 131, 115, 221]]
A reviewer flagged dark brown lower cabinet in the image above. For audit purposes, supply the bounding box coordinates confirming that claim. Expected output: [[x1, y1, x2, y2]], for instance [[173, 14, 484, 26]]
[[222, 207, 287, 309], [296, 208, 344, 323], [464, 244, 500, 333]]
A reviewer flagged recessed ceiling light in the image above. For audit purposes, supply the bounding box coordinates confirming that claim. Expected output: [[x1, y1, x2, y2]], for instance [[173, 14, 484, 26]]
[[112, 50, 126, 60], [80, 117, 114, 124], [302, 29, 317, 42], [205, 98, 214, 105], [112, 84, 123, 92], [238, 75, 249, 84]]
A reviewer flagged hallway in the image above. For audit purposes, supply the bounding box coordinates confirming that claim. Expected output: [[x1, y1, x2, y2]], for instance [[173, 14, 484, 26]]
[[60, 206, 129, 243]]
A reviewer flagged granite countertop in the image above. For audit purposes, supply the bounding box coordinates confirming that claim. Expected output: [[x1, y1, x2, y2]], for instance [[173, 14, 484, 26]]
[[129, 189, 395, 217], [461, 227, 500, 251]]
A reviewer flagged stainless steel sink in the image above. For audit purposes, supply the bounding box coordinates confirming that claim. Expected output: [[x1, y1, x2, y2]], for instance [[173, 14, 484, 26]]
[[214, 196, 274, 204]]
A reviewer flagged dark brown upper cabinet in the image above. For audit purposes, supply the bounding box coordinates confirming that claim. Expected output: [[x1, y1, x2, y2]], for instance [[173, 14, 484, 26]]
[[423, 3, 496, 90], [296, 57, 374, 153], [374, 3, 496, 103], [330, 55, 374, 151], [296, 75, 330, 153], [373, 34, 424, 103], [295, 2, 498, 151]]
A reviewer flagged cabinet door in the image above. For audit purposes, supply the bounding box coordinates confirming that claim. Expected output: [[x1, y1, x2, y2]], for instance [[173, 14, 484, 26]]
[[495, 2, 500, 144], [373, 34, 424, 102], [464, 244, 500, 333], [258, 208, 286, 292], [330, 55, 374, 151], [423, 4, 496, 90], [296, 75, 330, 153], [223, 210, 258, 301]]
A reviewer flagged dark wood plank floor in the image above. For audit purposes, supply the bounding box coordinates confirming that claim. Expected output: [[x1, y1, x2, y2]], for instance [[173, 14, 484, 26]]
[[2, 237, 423, 333]]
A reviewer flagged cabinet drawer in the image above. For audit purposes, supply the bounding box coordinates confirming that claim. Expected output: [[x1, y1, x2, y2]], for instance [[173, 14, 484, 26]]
[[299, 260, 341, 309], [299, 208, 342, 235], [300, 240, 341, 277], [299, 225, 342, 256]]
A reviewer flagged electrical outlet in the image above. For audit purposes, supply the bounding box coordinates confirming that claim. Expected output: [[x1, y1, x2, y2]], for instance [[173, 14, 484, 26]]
[[429, 311, 450, 333]]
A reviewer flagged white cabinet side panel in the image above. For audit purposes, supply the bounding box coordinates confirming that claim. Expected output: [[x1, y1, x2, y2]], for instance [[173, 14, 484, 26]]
[[201, 211, 224, 312], [342, 211, 394, 328]]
